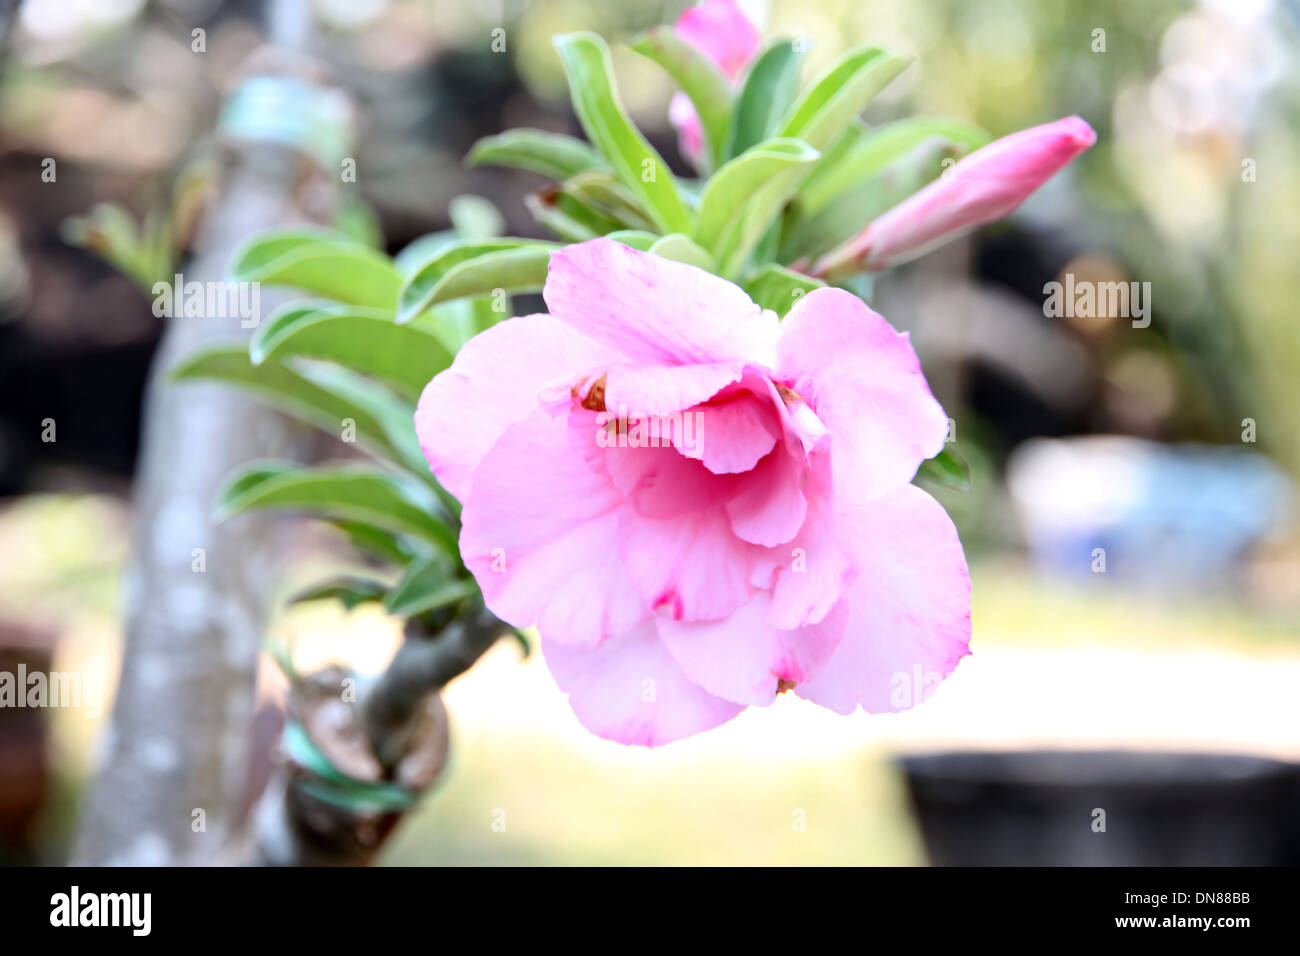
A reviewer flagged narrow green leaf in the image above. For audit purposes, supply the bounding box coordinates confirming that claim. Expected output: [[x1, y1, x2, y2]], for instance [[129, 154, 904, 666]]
[[401, 245, 554, 315], [725, 40, 806, 161], [695, 138, 820, 277], [217, 462, 457, 556], [649, 233, 716, 271], [915, 447, 971, 492], [553, 32, 692, 235], [68, 203, 139, 280], [250, 301, 453, 402], [290, 575, 390, 610], [525, 187, 621, 241], [467, 128, 607, 180], [564, 172, 656, 231], [395, 231, 457, 277], [291, 360, 432, 480], [798, 116, 991, 216], [743, 264, 825, 316], [328, 519, 421, 566], [779, 46, 912, 153], [229, 229, 401, 309], [605, 230, 659, 250], [630, 26, 733, 171], [510, 628, 532, 658], [170, 347, 416, 467], [333, 197, 384, 249], [397, 239, 557, 324], [385, 556, 479, 618]]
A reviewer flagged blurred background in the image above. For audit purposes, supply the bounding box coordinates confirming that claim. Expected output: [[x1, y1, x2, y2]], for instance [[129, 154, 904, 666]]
[[2, 0, 1298, 865]]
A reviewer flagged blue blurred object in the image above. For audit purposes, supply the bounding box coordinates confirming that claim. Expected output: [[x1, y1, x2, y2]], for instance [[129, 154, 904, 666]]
[[1008, 437, 1294, 585]]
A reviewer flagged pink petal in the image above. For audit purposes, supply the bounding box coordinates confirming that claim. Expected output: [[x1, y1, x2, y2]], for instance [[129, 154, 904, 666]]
[[544, 621, 745, 746], [675, 388, 780, 475], [603, 361, 745, 418], [778, 287, 948, 502], [658, 592, 846, 706], [676, 0, 762, 81], [762, 461, 851, 628], [796, 483, 972, 714], [605, 441, 731, 519], [415, 313, 610, 501], [669, 92, 706, 169], [544, 238, 780, 368], [724, 446, 807, 546], [459, 410, 644, 648], [813, 116, 1096, 275], [620, 505, 757, 623]]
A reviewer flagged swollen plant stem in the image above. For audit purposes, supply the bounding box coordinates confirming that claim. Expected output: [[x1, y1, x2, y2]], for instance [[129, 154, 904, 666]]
[[245, 608, 503, 866], [359, 607, 504, 770]]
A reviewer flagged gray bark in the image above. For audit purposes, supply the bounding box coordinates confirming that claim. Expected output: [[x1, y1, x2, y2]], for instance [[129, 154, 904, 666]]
[[73, 0, 324, 868], [72, 144, 316, 866]]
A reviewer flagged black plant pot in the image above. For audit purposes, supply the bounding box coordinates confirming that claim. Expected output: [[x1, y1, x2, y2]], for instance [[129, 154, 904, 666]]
[[900, 750, 1300, 866]]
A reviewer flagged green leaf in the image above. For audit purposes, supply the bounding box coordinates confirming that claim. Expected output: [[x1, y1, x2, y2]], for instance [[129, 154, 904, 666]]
[[448, 195, 505, 240], [333, 197, 384, 249], [915, 447, 971, 492], [250, 301, 453, 402], [170, 347, 420, 469], [62, 202, 152, 288], [779, 46, 911, 153], [563, 172, 655, 231], [218, 462, 458, 556], [724, 39, 806, 161], [290, 575, 390, 610], [328, 519, 421, 566], [525, 187, 622, 241], [649, 233, 716, 271], [397, 239, 557, 324], [694, 138, 820, 277], [553, 32, 692, 235], [743, 264, 825, 316], [467, 128, 607, 180], [510, 628, 532, 658], [384, 556, 479, 618], [229, 229, 401, 309], [798, 116, 991, 216], [394, 231, 457, 277], [290, 360, 432, 481], [605, 229, 659, 250], [630, 26, 733, 171]]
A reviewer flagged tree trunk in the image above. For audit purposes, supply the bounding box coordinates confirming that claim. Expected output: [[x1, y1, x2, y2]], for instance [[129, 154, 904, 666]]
[[72, 143, 319, 867]]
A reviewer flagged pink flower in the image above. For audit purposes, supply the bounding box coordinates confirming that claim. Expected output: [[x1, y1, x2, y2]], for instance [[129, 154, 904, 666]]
[[813, 116, 1097, 276], [669, 0, 762, 168], [416, 238, 971, 745]]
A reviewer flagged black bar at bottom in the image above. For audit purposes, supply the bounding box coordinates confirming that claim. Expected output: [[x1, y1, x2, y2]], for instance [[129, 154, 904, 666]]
[[0, 865, 1289, 943]]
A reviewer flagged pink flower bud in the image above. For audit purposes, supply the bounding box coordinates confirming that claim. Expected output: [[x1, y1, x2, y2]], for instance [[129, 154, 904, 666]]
[[813, 116, 1097, 276]]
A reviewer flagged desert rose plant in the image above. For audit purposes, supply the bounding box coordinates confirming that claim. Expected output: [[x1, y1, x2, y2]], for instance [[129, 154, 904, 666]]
[[166, 0, 1092, 771]]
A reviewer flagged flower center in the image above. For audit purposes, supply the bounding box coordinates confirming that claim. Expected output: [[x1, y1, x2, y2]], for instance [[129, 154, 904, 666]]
[[774, 382, 802, 405], [574, 374, 607, 412]]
